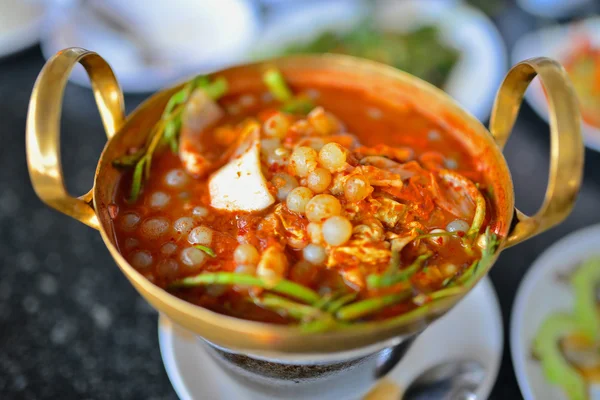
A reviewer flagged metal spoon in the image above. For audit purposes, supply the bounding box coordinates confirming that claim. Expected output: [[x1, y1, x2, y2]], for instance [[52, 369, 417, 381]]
[[402, 360, 486, 400]]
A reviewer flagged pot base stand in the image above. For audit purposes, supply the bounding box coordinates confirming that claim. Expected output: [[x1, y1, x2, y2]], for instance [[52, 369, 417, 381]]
[[158, 277, 503, 400]]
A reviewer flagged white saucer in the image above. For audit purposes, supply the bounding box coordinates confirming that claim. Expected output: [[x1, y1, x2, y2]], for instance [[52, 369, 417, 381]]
[[511, 224, 600, 400], [253, 0, 507, 122], [512, 17, 600, 152], [158, 276, 503, 400]]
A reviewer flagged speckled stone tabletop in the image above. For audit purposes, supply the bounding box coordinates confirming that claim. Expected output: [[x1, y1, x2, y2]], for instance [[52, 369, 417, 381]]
[[2, 8, 600, 400]]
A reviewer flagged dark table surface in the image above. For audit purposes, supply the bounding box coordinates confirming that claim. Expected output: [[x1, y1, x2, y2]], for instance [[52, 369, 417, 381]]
[[2, 5, 600, 400]]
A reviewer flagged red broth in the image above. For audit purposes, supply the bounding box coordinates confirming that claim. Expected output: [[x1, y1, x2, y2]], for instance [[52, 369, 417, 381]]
[[110, 86, 493, 324]]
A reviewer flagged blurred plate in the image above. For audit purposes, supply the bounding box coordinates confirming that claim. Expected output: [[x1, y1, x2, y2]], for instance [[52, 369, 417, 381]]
[[159, 277, 502, 400], [0, 0, 45, 59], [512, 18, 600, 152], [40, 0, 260, 93], [511, 224, 600, 400], [517, 0, 593, 19], [252, 0, 507, 122]]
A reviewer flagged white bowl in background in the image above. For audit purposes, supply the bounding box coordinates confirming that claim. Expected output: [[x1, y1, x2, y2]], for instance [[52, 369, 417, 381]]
[[253, 0, 507, 122], [40, 0, 261, 93]]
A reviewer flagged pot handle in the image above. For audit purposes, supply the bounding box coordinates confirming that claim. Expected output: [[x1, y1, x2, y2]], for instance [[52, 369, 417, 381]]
[[26, 48, 125, 230], [490, 57, 584, 248]]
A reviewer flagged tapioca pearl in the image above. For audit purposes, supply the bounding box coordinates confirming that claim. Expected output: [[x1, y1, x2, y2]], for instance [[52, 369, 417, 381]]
[[367, 107, 383, 119], [120, 212, 140, 231], [286, 187, 314, 214], [260, 138, 282, 158], [233, 244, 260, 265], [173, 217, 194, 235], [160, 242, 178, 256], [130, 250, 153, 269], [239, 94, 256, 108], [180, 247, 207, 267], [318, 143, 346, 172], [344, 176, 371, 202], [157, 258, 179, 278], [304, 88, 320, 99], [289, 146, 318, 177], [322, 216, 353, 246], [444, 158, 458, 169], [305, 194, 341, 223], [272, 173, 299, 201], [263, 113, 290, 138], [290, 260, 317, 285], [446, 219, 469, 234], [307, 222, 323, 244], [303, 244, 327, 265], [307, 168, 332, 193], [205, 284, 228, 297], [188, 226, 213, 245], [442, 263, 458, 276], [261, 92, 273, 103], [267, 147, 290, 166], [124, 238, 139, 250], [140, 218, 170, 240], [428, 130, 441, 141], [164, 169, 189, 188], [149, 192, 170, 209], [192, 206, 209, 219]]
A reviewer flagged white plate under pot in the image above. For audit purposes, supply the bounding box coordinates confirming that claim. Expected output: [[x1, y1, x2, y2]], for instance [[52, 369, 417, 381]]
[[159, 276, 503, 400]]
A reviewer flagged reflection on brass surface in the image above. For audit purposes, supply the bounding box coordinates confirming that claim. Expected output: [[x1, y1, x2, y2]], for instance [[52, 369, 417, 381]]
[[26, 48, 583, 356], [490, 58, 583, 247]]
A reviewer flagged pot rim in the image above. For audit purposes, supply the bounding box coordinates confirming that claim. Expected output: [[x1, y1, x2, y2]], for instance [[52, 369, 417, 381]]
[[93, 54, 510, 353]]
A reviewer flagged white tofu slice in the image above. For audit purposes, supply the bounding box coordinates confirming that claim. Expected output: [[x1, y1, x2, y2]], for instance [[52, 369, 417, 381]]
[[209, 127, 275, 212]]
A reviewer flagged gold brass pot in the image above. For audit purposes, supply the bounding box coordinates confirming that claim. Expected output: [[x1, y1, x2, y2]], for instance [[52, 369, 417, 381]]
[[26, 48, 583, 357]]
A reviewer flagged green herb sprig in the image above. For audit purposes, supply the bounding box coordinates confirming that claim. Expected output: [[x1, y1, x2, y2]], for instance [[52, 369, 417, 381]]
[[263, 68, 315, 115], [113, 75, 228, 202]]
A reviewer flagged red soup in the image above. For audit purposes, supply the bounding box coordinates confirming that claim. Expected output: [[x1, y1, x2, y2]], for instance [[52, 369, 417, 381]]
[[110, 70, 497, 327]]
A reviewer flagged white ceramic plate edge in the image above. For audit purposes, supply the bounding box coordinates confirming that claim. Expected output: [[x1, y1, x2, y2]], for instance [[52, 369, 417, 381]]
[[510, 224, 600, 400], [158, 276, 503, 400]]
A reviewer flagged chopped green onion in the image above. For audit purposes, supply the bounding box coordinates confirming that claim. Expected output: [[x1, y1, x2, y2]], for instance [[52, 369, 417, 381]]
[[368, 253, 432, 289], [170, 273, 320, 305], [112, 149, 145, 168], [281, 97, 315, 115], [129, 156, 147, 202], [468, 195, 486, 238], [336, 290, 412, 321], [203, 76, 228, 100], [263, 68, 293, 102], [163, 117, 182, 153], [254, 294, 324, 321], [326, 292, 358, 313], [194, 245, 216, 258]]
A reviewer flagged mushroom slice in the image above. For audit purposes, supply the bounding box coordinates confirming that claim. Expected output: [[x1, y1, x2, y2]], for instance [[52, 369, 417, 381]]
[[209, 124, 275, 212]]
